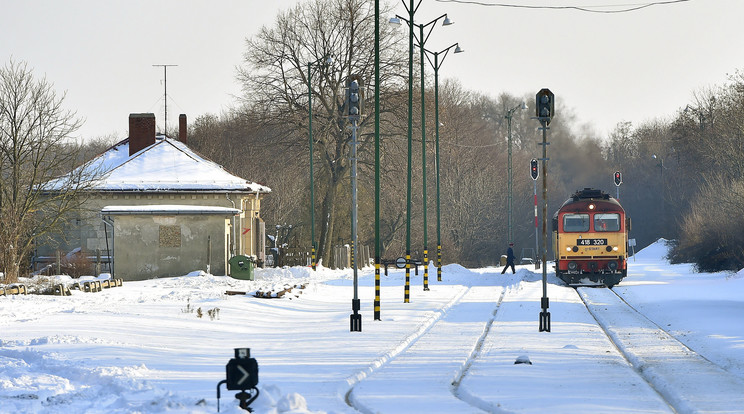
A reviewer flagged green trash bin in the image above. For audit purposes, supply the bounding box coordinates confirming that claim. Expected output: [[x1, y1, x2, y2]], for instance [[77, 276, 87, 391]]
[[229, 255, 255, 280]]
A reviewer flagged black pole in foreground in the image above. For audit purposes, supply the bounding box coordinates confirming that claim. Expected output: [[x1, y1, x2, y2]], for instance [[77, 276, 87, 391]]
[[539, 120, 551, 332], [535, 88, 554, 333]]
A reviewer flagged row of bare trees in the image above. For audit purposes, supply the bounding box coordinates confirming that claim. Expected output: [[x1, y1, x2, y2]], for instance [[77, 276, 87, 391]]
[[189, 0, 744, 271], [4, 0, 741, 278], [605, 71, 744, 271], [0, 60, 103, 283], [185, 0, 619, 267]]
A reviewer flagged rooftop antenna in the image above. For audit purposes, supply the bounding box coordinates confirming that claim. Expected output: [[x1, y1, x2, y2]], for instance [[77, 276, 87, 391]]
[[152, 64, 178, 136]]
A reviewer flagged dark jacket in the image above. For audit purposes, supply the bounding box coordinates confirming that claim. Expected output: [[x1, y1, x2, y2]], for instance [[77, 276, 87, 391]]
[[506, 247, 515, 264]]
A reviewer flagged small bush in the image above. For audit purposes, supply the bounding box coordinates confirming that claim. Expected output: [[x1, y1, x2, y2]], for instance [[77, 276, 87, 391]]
[[59, 250, 95, 278], [182, 298, 194, 313], [671, 175, 744, 272]]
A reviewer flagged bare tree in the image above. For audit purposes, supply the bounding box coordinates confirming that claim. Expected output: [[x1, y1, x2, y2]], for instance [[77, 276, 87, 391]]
[[0, 60, 97, 282], [237, 0, 406, 265]]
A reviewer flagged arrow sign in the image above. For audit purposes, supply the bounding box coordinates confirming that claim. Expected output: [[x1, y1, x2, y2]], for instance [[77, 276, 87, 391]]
[[226, 358, 259, 390], [237, 365, 250, 385]]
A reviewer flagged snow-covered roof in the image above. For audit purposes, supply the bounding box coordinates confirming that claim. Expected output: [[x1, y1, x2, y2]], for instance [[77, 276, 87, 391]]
[[101, 205, 241, 215], [45, 137, 271, 193]]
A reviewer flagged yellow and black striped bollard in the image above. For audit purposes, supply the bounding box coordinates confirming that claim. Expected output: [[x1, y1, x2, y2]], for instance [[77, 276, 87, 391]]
[[374, 259, 381, 320], [404, 253, 410, 303], [311, 246, 316, 271], [423, 248, 429, 291], [437, 244, 442, 281]]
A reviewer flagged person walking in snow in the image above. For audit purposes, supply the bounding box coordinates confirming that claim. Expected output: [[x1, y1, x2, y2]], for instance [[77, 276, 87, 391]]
[[501, 243, 516, 274]]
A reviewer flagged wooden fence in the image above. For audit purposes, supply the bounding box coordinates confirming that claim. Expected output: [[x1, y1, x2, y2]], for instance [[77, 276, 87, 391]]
[[274, 245, 371, 269], [332, 244, 371, 270]]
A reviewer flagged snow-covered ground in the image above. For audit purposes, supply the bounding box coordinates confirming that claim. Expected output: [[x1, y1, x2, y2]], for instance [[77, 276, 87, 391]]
[[1, 240, 743, 413]]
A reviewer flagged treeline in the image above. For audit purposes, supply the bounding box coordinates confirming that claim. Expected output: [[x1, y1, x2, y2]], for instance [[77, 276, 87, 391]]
[[185, 0, 743, 271], [605, 71, 744, 271], [0, 60, 117, 283], [5, 1, 739, 281]]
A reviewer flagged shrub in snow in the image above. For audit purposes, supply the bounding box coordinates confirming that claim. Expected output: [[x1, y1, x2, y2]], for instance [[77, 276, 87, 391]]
[[58, 249, 96, 278], [277, 392, 308, 412]]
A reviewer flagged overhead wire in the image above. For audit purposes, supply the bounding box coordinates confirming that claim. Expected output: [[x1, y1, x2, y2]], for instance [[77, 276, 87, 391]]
[[432, 0, 691, 13]]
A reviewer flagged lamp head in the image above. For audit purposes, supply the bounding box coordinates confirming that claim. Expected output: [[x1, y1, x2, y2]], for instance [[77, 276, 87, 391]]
[[389, 16, 402, 25], [442, 15, 453, 26], [520, 102, 528, 110], [454, 45, 464, 53]]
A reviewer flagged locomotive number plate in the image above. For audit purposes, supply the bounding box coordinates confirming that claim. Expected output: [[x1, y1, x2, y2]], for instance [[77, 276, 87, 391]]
[[577, 238, 607, 246]]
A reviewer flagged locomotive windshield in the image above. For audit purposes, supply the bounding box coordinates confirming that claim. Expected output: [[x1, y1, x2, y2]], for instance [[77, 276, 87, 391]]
[[594, 213, 621, 232], [563, 214, 590, 232]]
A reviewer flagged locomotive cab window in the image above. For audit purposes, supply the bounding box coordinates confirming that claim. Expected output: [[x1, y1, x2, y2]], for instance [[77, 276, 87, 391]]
[[563, 214, 590, 232], [594, 213, 620, 232]]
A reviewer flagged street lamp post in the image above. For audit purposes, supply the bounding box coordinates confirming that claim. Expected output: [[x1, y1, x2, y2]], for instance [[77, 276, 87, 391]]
[[307, 55, 333, 271], [423, 43, 463, 282], [374, 0, 381, 320], [505, 102, 527, 245], [390, 0, 415, 303], [391, 4, 453, 298], [652, 154, 664, 233]]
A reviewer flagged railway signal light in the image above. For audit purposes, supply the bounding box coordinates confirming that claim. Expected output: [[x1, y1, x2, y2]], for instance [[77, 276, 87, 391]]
[[530, 158, 538, 180], [614, 171, 622, 186], [346, 75, 362, 120], [225, 348, 258, 390], [535, 88, 555, 125], [217, 348, 260, 412]]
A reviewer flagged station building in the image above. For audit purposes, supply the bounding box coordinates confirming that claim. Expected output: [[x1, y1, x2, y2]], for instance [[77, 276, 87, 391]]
[[38, 113, 270, 280]]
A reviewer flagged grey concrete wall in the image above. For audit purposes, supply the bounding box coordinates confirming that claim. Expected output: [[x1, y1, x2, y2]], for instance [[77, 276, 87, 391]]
[[110, 213, 231, 280], [37, 192, 266, 269]]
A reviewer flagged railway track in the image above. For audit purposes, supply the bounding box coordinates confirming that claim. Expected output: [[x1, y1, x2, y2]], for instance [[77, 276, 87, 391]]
[[452, 278, 671, 413], [342, 276, 744, 413], [578, 286, 744, 413], [343, 278, 513, 414]]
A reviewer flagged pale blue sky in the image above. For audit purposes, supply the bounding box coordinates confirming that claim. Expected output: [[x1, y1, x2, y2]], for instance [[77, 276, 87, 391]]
[[2, 0, 741, 141]]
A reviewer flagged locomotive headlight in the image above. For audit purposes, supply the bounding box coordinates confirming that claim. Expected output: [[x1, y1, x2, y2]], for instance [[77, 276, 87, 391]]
[[588, 204, 595, 210], [566, 247, 572, 252], [613, 246, 619, 251]]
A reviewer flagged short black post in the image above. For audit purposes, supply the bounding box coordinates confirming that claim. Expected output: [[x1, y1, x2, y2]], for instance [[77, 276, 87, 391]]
[[350, 298, 362, 331], [539, 297, 551, 332]]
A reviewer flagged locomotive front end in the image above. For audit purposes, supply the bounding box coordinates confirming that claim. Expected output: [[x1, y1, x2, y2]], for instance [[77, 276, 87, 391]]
[[553, 188, 629, 287]]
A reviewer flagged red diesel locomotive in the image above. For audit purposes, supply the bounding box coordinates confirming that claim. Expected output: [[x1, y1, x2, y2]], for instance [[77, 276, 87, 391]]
[[552, 188, 630, 287]]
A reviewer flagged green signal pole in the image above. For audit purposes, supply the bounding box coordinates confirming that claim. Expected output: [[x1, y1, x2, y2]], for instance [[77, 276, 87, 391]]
[[424, 43, 461, 282], [419, 23, 429, 292], [374, 0, 381, 320], [404, 0, 414, 304], [307, 61, 317, 271], [394, 0, 451, 301], [307, 55, 333, 271]]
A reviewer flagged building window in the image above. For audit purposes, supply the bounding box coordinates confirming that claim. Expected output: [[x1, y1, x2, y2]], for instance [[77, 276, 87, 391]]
[[159, 225, 181, 247]]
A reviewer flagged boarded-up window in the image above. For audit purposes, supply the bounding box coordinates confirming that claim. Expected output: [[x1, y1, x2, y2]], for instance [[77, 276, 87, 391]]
[[159, 225, 181, 247]]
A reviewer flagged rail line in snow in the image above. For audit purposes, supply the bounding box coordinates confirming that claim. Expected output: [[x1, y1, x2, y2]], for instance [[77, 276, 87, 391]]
[[579, 286, 744, 413], [343, 276, 517, 413], [449, 286, 508, 413], [342, 284, 473, 412]]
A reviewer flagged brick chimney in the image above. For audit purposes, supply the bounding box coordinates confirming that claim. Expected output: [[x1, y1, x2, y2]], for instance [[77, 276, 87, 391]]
[[179, 114, 187, 144], [129, 113, 156, 156]]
